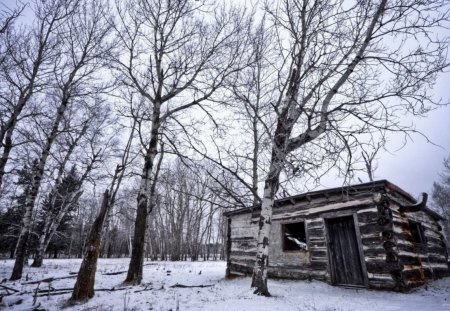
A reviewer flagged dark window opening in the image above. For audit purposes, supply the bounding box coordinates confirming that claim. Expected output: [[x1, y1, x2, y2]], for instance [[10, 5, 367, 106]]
[[409, 221, 426, 244], [282, 221, 307, 251]]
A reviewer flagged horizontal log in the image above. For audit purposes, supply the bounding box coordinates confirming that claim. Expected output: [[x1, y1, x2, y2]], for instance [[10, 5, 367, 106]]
[[309, 250, 327, 258], [309, 260, 328, 270], [230, 236, 255, 241], [230, 251, 257, 257], [397, 255, 423, 266], [230, 257, 256, 265], [361, 232, 381, 240], [229, 263, 253, 275], [368, 279, 397, 290], [359, 223, 385, 235], [365, 261, 402, 273], [357, 211, 379, 224], [361, 236, 383, 246], [308, 236, 326, 242], [427, 254, 448, 263], [362, 248, 387, 257], [308, 241, 327, 248], [306, 220, 324, 228], [308, 228, 325, 237], [268, 268, 327, 281]]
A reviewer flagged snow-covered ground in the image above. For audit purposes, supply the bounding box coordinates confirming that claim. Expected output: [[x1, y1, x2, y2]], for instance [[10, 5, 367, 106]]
[[1, 259, 449, 311]]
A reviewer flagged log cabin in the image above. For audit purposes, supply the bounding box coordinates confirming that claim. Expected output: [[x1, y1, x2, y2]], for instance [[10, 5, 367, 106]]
[[224, 180, 449, 291]]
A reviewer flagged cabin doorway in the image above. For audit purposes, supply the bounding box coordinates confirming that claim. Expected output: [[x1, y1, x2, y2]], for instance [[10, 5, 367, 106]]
[[326, 215, 366, 287]]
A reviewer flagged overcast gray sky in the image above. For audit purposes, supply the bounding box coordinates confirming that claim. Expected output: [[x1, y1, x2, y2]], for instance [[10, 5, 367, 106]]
[[3, 0, 449, 200], [321, 70, 450, 199]]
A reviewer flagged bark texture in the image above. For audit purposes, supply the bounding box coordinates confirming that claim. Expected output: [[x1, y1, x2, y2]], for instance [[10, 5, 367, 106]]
[[32, 129, 91, 268], [251, 163, 282, 296], [10, 97, 69, 280], [70, 189, 109, 301], [125, 103, 160, 284]]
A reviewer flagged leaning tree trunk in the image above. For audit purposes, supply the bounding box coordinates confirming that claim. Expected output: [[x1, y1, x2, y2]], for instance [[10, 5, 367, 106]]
[[10, 98, 69, 281], [0, 127, 14, 190], [70, 189, 110, 302], [32, 190, 83, 267], [32, 122, 90, 268]]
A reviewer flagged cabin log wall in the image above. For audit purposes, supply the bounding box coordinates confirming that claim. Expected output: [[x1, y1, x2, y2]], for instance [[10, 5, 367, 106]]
[[226, 183, 450, 291], [390, 204, 449, 288]]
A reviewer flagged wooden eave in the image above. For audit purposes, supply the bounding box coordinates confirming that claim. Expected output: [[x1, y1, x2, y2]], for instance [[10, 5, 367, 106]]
[[223, 180, 442, 219]]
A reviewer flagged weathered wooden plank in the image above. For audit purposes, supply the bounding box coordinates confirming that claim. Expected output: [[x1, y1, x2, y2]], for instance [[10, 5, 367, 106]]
[[230, 236, 255, 241], [425, 236, 446, 247], [230, 226, 257, 238], [230, 255, 256, 263], [230, 251, 257, 257], [361, 236, 383, 247], [357, 211, 379, 224], [424, 230, 444, 240], [361, 248, 386, 257], [231, 240, 257, 251], [327, 216, 366, 286], [308, 228, 325, 237], [308, 241, 327, 248], [309, 250, 327, 258], [427, 254, 448, 263], [368, 278, 397, 289], [365, 260, 402, 273], [268, 268, 327, 281], [359, 223, 384, 235], [306, 219, 324, 228], [229, 263, 252, 275], [309, 260, 328, 270], [361, 232, 381, 239], [308, 236, 326, 242], [356, 206, 379, 214]]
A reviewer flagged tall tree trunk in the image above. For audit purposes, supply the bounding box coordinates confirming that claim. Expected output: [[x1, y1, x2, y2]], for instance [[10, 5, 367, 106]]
[[250, 168, 280, 296], [70, 189, 109, 302], [125, 103, 160, 284], [10, 98, 69, 280], [32, 121, 90, 267], [251, 119, 286, 295], [0, 127, 14, 189]]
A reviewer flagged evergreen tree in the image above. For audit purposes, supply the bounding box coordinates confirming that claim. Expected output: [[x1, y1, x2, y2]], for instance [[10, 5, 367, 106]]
[[33, 166, 82, 263], [0, 161, 37, 258]]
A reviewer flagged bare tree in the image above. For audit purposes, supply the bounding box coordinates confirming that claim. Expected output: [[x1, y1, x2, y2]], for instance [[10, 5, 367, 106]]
[[249, 0, 450, 295], [111, 0, 249, 284], [0, 0, 75, 191], [360, 139, 385, 182], [70, 118, 136, 302], [0, 2, 26, 57], [10, 0, 113, 280]]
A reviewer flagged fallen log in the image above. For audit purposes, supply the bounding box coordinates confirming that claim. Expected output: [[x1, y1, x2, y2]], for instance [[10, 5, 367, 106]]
[[0, 284, 20, 293], [102, 270, 127, 275], [36, 286, 133, 298], [102, 263, 157, 276], [169, 283, 214, 288], [22, 275, 77, 285], [134, 285, 154, 293]]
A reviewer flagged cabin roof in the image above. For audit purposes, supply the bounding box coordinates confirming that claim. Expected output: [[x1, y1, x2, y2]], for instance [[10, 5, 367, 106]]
[[223, 179, 442, 220]]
